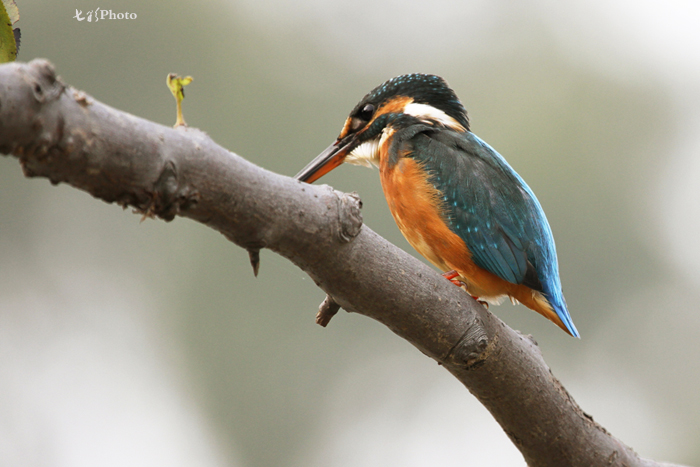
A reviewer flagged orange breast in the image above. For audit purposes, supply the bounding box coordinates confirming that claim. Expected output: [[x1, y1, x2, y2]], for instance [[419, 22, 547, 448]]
[[379, 155, 474, 276], [380, 158, 456, 271]]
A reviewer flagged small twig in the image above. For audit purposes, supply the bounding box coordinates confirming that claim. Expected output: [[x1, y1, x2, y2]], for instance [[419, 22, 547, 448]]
[[316, 295, 340, 327], [248, 248, 261, 277]]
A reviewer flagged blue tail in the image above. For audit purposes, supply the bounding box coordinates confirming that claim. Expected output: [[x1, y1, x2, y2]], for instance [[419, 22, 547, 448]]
[[545, 282, 579, 338]]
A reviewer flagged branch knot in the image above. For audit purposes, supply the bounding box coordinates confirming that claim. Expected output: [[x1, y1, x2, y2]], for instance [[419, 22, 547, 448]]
[[445, 319, 495, 369], [22, 59, 64, 103], [335, 190, 363, 243]]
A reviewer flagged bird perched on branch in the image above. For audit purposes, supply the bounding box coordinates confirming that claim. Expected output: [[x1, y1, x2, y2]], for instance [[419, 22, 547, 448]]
[[295, 74, 578, 337]]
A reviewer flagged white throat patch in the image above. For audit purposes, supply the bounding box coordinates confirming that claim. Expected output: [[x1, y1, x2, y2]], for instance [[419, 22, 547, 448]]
[[346, 137, 380, 168], [403, 102, 465, 131]]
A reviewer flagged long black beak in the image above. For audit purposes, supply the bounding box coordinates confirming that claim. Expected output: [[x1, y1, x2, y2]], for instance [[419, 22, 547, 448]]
[[295, 138, 353, 183]]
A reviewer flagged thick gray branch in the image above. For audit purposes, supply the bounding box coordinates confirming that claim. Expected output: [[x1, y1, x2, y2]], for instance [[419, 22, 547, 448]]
[[0, 59, 685, 467]]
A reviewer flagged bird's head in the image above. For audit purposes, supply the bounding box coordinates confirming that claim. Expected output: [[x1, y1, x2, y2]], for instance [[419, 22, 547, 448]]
[[295, 73, 470, 183]]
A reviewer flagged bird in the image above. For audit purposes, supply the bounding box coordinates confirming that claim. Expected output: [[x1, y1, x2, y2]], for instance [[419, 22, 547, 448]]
[[294, 73, 579, 337]]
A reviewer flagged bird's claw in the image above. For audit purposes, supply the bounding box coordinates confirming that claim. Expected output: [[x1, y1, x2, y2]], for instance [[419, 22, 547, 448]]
[[442, 270, 468, 290]]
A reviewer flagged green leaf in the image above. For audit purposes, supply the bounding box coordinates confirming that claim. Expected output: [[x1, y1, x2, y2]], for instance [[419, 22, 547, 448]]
[[167, 73, 194, 127], [0, 0, 19, 63]]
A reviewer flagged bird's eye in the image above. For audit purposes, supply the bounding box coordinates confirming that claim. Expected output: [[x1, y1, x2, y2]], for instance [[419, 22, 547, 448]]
[[348, 104, 376, 132], [359, 103, 375, 120]]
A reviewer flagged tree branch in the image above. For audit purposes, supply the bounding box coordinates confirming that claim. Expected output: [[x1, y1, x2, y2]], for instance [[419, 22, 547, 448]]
[[0, 59, 685, 467]]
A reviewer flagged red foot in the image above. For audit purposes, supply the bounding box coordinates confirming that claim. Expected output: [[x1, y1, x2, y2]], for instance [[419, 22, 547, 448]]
[[442, 270, 467, 288], [442, 270, 489, 310], [441, 271, 488, 308], [442, 270, 459, 281]]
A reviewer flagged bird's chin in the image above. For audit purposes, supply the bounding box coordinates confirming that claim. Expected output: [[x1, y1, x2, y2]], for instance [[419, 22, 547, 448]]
[[345, 138, 380, 168]]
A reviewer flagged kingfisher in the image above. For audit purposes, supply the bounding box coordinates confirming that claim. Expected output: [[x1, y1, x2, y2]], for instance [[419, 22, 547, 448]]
[[295, 74, 579, 337]]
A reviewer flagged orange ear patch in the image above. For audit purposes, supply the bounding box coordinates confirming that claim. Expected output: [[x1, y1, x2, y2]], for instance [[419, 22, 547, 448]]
[[376, 95, 413, 117]]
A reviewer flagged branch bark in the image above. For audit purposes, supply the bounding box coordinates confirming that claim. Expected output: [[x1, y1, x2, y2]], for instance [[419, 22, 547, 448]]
[[0, 59, 685, 467]]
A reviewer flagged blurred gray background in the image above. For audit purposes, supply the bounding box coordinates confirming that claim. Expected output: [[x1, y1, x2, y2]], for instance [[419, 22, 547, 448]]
[[1, 1, 699, 466]]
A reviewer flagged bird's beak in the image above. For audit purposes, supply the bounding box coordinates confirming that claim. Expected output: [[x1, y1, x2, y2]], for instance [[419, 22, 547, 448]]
[[295, 136, 353, 183]]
